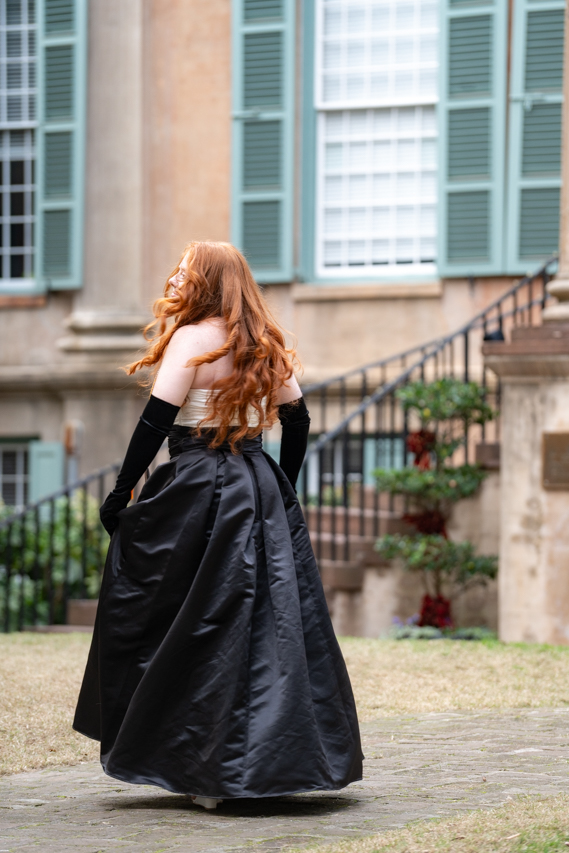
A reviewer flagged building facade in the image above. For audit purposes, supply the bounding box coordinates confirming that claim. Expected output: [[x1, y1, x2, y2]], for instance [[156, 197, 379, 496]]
[[0, 0, 565, 505]]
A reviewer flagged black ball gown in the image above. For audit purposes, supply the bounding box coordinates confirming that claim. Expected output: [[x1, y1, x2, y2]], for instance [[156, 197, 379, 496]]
[[73, 428, 363, 798]]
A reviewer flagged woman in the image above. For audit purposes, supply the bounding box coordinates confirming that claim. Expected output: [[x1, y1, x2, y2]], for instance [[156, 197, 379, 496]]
[[73, 242, 362, 808]]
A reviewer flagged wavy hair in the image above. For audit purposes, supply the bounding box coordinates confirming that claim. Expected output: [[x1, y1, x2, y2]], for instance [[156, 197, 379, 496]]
[[127, 241, 297, 451]]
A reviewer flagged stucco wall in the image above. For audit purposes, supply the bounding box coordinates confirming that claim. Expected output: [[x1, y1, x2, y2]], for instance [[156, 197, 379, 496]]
[[499, 378, 569, 645], [266, 277, 518, 384]]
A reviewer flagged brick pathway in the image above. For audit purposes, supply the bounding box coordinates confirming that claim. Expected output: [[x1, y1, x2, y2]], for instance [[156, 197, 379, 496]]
[[1, 709, 569, 852]]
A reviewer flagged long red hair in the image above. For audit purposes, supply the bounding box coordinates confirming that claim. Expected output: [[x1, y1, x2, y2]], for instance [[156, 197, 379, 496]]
[[127, 241, 297, 451]]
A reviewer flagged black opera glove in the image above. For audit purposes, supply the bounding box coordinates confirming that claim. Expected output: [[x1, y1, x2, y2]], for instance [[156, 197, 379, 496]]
[[100, 394, 180, 535], [100, 490, 131, 536], [278, 397, 311, 491]]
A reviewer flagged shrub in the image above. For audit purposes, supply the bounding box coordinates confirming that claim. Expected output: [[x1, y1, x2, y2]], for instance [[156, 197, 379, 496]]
[[0, 493, 106, 630], [374, 379, 498, 628]]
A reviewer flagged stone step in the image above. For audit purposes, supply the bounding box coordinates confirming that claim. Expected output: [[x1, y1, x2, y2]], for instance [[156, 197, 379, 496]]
[[309, 531, 377, 562], [319, 559, 365, 591], [305, 505, 414, 537]]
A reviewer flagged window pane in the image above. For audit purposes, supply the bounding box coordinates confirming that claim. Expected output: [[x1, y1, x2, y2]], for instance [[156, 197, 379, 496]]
[[317, 107, 438, 274], [316, 1, 439, 276], [317, 0, 439, 107], [0, 1, 37, 283], [2, 450, 16, 475], [0, 445, 29, 506]]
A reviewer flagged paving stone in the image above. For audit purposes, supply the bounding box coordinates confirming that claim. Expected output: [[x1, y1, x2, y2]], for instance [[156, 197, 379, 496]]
[[1, 709, 568, 852]]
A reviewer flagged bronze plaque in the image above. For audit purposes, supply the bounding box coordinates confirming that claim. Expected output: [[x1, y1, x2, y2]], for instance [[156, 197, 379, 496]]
[[543, 433, 569, 490]]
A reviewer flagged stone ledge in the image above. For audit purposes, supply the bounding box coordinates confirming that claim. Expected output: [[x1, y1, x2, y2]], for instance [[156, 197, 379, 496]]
[[484, 354, 569, 379], [292, 281, 442, 302], [0, 363, 148, 392], [63, 311, 149, 332], [57, 334, 147, 352]]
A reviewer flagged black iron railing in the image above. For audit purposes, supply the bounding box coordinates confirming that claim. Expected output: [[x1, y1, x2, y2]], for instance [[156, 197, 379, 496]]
[[301, 339, 442, 436], [298, 257, 557, 566], [0, 462, 120, 631]]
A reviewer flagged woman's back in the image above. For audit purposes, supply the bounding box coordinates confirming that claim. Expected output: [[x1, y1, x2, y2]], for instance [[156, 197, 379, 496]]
[[152, 317, 300, 410], [153, 318, 233, 401]]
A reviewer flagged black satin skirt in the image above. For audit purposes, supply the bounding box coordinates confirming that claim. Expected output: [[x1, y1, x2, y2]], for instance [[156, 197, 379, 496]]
[[73, 428, 363, 799]]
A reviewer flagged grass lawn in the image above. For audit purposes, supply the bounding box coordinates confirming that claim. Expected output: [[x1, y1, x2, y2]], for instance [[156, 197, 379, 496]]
[[340, 636, 569, 720], [288, 794, 569, 853], [0, 632, 98, 775], [2, 633, 569, 776]]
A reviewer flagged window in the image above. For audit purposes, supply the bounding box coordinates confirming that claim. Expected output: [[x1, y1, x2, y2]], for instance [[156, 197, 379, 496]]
[[0, 0, 87, 295], [315, 0, 439, 278], [0, 443, 28, 506], [0, 0, 36, 288]]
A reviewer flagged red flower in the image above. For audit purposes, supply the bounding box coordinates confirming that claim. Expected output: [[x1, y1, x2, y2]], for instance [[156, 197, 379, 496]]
[[418, 594, 453, 629], [406, 430, 436, 469]]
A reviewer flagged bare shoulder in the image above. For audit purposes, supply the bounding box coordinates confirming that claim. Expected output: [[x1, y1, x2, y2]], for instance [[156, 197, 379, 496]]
[[168, 319, 227, 355], [275, 371, 302, 405]]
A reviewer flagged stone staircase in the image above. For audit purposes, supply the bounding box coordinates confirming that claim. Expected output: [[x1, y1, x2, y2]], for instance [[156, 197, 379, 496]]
[[303, 487, 414, 602]]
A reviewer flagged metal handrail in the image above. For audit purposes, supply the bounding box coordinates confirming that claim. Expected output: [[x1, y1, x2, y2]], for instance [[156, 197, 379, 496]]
[[298, 256, 557, 565], [0, 461, 120, 531], [303, 256, 556, 457], [301, 339, 442, 396]]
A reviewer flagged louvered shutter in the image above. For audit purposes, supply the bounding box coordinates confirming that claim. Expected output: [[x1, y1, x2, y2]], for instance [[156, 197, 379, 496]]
[[437, 0, 508, 276], [232, 0, 295, 282], [506, 0, 565, 273], [36, 0, 87, 290]]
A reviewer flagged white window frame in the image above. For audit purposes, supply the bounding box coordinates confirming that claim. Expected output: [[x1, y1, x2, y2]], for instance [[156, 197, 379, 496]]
[[314, 0, 440, 280]]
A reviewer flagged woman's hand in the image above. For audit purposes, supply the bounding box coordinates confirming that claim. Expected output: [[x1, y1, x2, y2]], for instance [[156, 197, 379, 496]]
[[100, 490, 131, 535]]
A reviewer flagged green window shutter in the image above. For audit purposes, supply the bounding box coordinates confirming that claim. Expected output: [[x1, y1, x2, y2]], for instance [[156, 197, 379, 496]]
[[28, 440, 64, 503], [36, 0, 87, 290], [438, 0, 508, 277], [506, 0, 565, 272], [231, 0, 295, 283]]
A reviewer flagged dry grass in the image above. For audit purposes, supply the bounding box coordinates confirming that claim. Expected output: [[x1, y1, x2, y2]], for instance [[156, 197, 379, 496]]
[[2, 634, 569, 776], [338, 637, 569, 721], [285, 794, 569, 853], [0, 632, 98, 775]]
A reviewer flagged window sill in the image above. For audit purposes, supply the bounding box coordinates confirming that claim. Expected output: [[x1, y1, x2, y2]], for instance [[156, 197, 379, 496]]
[[0, 294, 47, 309], [292, 281, 442, 302]]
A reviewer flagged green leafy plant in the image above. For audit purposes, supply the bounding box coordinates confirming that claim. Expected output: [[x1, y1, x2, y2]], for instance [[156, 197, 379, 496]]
[[376, 534, 498, 598], [397, 377, 495, 427], [374, 378, 495, 535], [374, 379, 498, 628], [0, 493, 107, 630]]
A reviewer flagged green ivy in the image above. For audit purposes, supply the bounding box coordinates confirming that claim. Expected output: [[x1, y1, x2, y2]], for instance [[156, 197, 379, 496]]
[[0, 493, 107, 630]]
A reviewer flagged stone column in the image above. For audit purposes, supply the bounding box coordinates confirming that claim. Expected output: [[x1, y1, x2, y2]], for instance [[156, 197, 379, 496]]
[[542, 5, 569, 321], [483, 333, 569, 643], [58, 0, 148, 358]]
